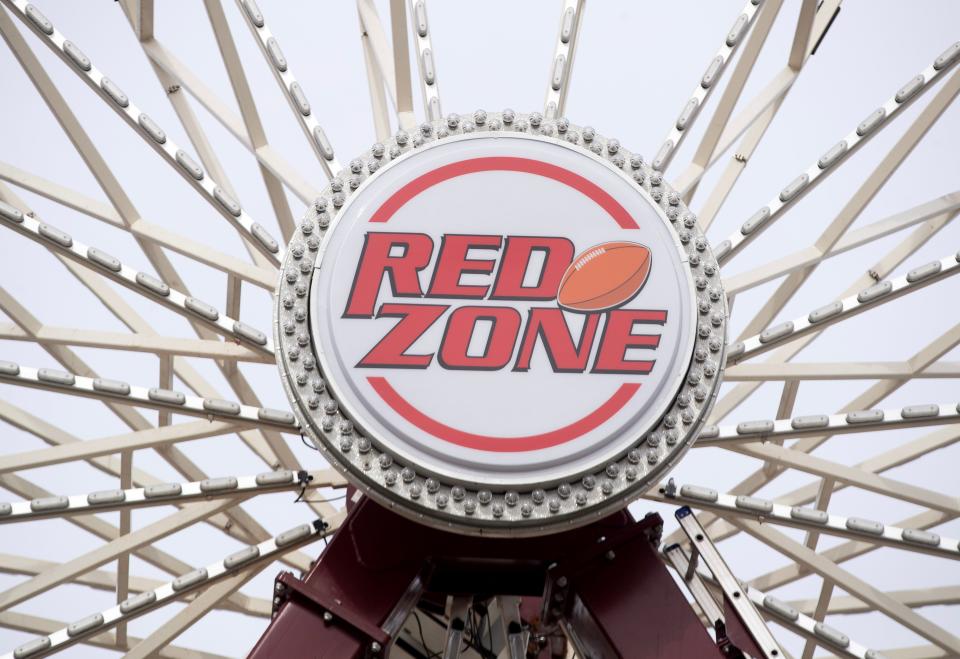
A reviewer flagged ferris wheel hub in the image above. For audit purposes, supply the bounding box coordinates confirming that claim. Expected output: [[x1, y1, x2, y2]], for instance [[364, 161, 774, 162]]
[[275, 112, 729, 536]]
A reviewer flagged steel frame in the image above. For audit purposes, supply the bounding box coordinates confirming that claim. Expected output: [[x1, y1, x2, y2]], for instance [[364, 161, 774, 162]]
[[0, 0, 957, 656]]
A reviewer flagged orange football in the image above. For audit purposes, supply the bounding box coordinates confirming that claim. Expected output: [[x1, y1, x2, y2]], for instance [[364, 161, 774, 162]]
[[557, 241, 652, 312]]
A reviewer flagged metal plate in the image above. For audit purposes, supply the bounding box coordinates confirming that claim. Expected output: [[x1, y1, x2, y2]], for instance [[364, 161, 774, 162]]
[[275, 112, 726, 536]]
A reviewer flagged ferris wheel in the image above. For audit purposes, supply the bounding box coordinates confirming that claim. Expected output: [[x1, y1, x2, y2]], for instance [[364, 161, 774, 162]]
[[0, 0, 958, 657]]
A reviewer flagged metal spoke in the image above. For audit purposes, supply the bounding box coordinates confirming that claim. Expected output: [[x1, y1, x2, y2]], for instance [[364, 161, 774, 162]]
[[714, 53, 960, 266], [652, 484, 959, 559], [0, 499, 239, 611], [724, 360, 960, 382], [691, 423, 960, 582], [664, 215, 957, 548], [0, 553, 271, 618], [0, 182, 305, 481], [0, 161, 277, 289], [0, 324, 272, 363], [724, 191, 960, 296], [140, 38, 321, 203], [0, 610, 229, 659], [695, 401, 960, 447], [727, 252, 960, 364], [4, 515, 342, 659], [0, 201, 274, 355], [408, 0, 442, 122], [0, 361, 298, 431], [750, 586, 883, 659], [543, 0, 584, 120], [652, 0, 766, 172], [671, 0, 840, 198], [726, 442, 960, 516], [733, 519, 960, 653], [0, 420, 242, 475], [0, 0, 283, 265], [0, 469, 344, 523], [787, 586, 960, 617], [232, 0, 341, 176]]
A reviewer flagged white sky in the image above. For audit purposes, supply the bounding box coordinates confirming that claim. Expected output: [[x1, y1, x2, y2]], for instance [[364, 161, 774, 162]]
[[1, 1, 959, 656]]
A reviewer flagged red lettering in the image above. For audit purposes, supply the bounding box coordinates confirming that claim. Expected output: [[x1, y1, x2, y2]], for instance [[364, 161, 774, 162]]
[[491, 236, 574, 299], [591, 310, 667, 374], [344, 233, 434, 318], [356, 303, 448, 368], [513, 309, 600, 372], [438, 306, 521, 371], [427, 234, 502, 298]]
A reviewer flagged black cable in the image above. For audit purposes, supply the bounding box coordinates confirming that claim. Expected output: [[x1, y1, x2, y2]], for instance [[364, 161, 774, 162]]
[[411, 612, 441, 659], [300, 432, 317, 450], [299, 493, 347, 504]]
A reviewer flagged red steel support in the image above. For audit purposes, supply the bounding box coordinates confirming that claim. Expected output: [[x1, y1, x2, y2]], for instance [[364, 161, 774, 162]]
[[249, 496, 750, 658]]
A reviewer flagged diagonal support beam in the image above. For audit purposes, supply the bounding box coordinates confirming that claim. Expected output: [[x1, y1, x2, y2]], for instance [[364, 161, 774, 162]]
[[0, 0, 283, 264]]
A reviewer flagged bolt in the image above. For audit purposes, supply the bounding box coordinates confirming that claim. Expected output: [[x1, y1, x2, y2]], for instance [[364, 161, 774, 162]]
[[556, 576, 568, 588], [605, 550, 616, 561], [323, 611, 333, 623], [370, 641, 382, 654]]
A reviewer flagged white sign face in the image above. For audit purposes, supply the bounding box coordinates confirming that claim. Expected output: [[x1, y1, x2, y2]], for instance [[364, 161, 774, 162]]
[[277, 114, 726, 535], [311, 134, 695, 486]]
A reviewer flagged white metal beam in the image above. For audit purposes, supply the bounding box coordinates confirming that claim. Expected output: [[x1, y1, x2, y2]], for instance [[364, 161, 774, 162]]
[[0, 361, 298, 431], [543, 0, 584, 120]]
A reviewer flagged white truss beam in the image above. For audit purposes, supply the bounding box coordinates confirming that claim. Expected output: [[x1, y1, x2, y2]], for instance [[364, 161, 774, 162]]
[[679, 0, 785, 216], [0, 160, 277, 290], [669, 219, 958, 549], [409, 0, 441, 121], [0, 0, 283, 265], [0, 498, 242, 611], [652, 0, 766, 172], [728, 442, 960, 516], [0, 183, 309, 491], [788, 586, 960, 617], [0, 552, 272, 618], [139, 38, 321, 203], [733, 519, 960, 653], [125, 567, 260, 659], [0, 200, 274, 355], [695, 401, 960, 447], [724, 191, 960, 295], [0, 469, 344, 523], [724, 360, 960, 382], [0, 610, 228, 659], [0, 361, 298, 431], [750, 587, 882, 659], [543, 0, 584, 120], [0, 323, 271, 363], [671, 1, 840, 197], [652, 484, 960, 559], [736, 63, 960, 339], [231, 0, 341, 176], [3, 514, 343, 659], [714, 55, 960, 266], [0, 419, 241, 475]]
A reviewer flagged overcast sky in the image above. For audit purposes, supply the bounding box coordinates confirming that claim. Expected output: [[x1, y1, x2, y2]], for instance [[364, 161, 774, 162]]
[[1, 1, 959, 656]]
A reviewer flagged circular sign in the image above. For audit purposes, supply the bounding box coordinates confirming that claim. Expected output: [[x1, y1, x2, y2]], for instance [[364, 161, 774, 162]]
[[276, 112, 727, 535]]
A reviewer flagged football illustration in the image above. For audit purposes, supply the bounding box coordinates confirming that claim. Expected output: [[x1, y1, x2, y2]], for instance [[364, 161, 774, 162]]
[[557, 241, 652, 312]]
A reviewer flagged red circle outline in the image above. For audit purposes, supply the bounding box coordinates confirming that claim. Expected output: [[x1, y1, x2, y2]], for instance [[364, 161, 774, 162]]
[[370, 156, 639, 229], [369, 377, 640, 452], [356, 154, 645, 452]]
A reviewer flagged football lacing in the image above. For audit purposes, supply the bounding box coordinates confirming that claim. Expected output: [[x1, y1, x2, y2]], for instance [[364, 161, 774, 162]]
[[573, 247, 607, 271]]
